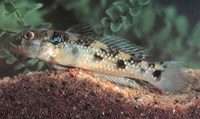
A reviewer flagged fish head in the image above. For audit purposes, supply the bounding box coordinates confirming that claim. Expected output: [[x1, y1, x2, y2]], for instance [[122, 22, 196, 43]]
[[10, 29, 56, 61]]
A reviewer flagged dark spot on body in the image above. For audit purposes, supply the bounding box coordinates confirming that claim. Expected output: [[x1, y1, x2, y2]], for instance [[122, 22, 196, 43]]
[[117, 60, 126, 69], [130, 53, 135, 57], [152, 70, 162, 78], [148, 62, 155, 68], [94, 53, 103, 61], [127, 57, 141, 64], [163, 64, 167, 68], [72, 46, 79, 56], [100, 47, 119, 57], [140, 68, 146, 73], [100, 48, 107, 53], [75, 36, 94, 46], [158, 61, 168, 68], [108, 47, 119, 57], [160, 61, 164, 65]]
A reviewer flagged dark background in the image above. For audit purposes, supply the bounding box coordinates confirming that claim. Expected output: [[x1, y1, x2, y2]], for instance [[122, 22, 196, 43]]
[[37, 0, 200, 30], [161, 0, 200, 29]]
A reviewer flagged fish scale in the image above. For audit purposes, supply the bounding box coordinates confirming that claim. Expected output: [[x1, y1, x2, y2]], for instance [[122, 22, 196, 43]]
[[44, 35, 184, 90], [10, 25, 190, 93]]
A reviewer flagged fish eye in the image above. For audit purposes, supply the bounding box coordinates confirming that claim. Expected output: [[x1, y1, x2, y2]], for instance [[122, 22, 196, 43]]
[[24, 31, 34, 40]]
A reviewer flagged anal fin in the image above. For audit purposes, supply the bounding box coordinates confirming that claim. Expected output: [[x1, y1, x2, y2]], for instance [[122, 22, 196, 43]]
[[94, 73, 141, 89]]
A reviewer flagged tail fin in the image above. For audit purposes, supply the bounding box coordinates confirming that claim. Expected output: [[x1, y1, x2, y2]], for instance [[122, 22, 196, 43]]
[[150, 61, 190, 93]]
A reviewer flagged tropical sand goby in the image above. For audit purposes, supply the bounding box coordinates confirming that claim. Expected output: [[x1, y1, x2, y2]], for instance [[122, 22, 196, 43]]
[[10, 25, 189, 93]]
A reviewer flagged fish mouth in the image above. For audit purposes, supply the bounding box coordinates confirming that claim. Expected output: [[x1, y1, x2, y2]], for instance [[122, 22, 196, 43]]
[[10, 42, 20, 51], [9, 42, 29, 56]]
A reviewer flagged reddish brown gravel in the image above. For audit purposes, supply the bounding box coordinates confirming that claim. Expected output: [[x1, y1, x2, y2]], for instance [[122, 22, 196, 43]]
[[0, 68, 199, 119]]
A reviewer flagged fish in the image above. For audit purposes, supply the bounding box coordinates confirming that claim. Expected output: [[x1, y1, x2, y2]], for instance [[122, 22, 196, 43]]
[[10, 24, 189, 93]]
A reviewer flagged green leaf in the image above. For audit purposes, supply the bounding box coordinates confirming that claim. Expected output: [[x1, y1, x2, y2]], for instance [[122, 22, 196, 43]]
[[103, 28, 113, 36], [3, 2, 15, 14], [17, 7, 28, 18], [129, 0, 137, 5], [16, 20, 24, 26], [37, 61, 44, 70], [113, 1, 129, 15], [12, 3, 43, 19], [139, 0, 150, 5], [133, 28, 142, 39], [175, 16, 188, 37], [35, 23, 52, 28], [27, 59, 39, 65], [121, 13, 133, 27], [28, 3, 43, 11], [23, 25, 32, 30], [2, 2, 16, 17], [129, 6, 141, 16], [190, 21, 200, 48], [165, 6, 177, 20], [2, 10, 14, 17], [166, 37, 182, 52], [153, 21, 172, 42], [23, 68, 30, 74], [101, 17, 110, 28], [140, 8, 156, 34], [94, 25, 103, 35], [110, 22, 122, 32], [0, 31, 5, 37], [106, 7, 120, 21], [3, 0, 17, 2], [0, 49, 8, 58], [6, 56, 17, 64], [14, 63, 26, 70]]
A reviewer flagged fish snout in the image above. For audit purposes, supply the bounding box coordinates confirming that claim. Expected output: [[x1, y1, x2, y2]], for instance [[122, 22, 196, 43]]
[[10, 34, 23, 47]]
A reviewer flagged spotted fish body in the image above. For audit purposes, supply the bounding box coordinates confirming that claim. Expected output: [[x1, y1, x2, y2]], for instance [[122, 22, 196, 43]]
[[10, 25, 189, 93]]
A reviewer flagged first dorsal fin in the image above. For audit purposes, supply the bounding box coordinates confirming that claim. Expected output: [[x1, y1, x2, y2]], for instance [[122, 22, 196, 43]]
[[100, 36, 148, 59], [66, 24, 95, 38]]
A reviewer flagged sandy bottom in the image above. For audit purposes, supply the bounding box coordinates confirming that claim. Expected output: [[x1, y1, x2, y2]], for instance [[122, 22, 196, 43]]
[[0, 68, 199, 118]]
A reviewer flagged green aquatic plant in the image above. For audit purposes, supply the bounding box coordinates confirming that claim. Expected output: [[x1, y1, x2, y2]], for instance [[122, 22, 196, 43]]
[[0, 0, 51, 74], [94, 0, 150, 35], [130, 5, 200, 68]]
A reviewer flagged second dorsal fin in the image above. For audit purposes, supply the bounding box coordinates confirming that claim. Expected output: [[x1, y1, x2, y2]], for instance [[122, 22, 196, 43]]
[[100, 36, 148, 59]]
